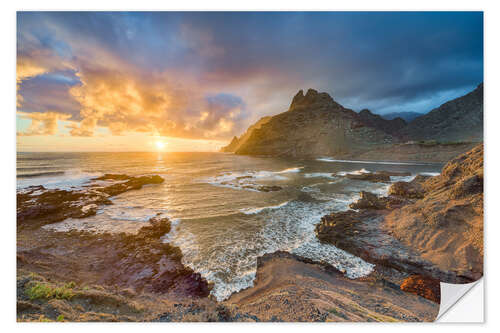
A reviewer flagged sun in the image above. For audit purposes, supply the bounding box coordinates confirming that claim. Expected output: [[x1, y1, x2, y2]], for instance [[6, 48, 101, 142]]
[[155, 141, 166, 150]]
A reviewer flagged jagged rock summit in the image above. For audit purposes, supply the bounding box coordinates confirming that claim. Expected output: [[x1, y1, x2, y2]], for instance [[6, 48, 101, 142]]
[[232, 89, 394, 157], [221, 84, 483, 159], [289, 88, 340, 110]]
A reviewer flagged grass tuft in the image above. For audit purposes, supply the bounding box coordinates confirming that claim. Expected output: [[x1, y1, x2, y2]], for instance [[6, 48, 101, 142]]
[[25, 282, 76, 300]]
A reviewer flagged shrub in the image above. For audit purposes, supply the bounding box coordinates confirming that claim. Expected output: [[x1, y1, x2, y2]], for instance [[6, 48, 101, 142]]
[[25, 282, 76, 300]]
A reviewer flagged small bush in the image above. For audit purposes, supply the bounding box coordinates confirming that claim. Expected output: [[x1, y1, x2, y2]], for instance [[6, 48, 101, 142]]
[[26, 282, 76, 300], [56, 315, 65, 322]]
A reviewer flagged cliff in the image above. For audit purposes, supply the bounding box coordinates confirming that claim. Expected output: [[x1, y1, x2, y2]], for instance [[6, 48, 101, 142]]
[[220, 116, 272, 152], [385, 144, 483, 280], [234, 89, 395, 158]]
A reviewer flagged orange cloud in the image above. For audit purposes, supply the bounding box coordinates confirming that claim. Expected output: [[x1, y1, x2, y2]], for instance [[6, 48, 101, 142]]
[[17, 111, 71, 136]]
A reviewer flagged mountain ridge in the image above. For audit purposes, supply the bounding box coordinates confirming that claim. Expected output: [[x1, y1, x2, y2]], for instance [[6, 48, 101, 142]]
[[221, 84, 483, 160]]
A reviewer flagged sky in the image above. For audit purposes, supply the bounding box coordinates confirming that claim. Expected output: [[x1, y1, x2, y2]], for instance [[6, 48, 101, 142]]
[[16, 11, 483, 152]]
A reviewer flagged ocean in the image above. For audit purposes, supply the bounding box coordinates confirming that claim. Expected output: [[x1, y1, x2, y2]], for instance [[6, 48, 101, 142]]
[[16, 152, 442, 301]]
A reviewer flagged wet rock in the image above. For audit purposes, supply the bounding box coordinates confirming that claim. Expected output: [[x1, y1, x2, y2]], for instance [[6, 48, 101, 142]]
[[400, 275, 441, 303], [17, 174, 164, 229], [349, 191, 385, 210], [388, 181, 425, 199], [345, 173, 390, 183], [257, 185, 282, 192]]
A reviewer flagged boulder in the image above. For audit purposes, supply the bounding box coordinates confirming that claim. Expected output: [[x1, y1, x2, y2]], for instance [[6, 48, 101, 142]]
[[349, 191, 385, 210], [388, 181, 425, 199], [346, 173, 390, 182], [400, 275, 441, 303]]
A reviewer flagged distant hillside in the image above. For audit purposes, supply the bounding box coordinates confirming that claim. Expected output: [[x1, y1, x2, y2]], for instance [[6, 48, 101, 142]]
[[220, 116, 272, 152], [397, 83, 483, 142], [381, 112, 423, 122], [358, 109, 407, 136], [225, 84, 483, 160]]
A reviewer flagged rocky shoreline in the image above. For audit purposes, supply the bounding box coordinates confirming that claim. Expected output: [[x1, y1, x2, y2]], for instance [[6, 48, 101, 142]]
[[17, 144, 483, 321], [315, 144, 483, 298]]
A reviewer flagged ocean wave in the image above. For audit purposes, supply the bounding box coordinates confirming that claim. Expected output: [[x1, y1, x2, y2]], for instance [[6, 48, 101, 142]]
[[170, 193, 377, 301], [240, 201, 290, 215], [336, 168, 370, 176], [17, 171, 65, 178], [16, 169, 102, 190], [420, 172, 440, 176], [202, 167, 302, 191], [316, 157, 433, 166]]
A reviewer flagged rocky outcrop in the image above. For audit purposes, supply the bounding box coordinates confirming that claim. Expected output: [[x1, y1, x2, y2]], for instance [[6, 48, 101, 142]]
[[397, 83, 483, 142], [17, 174, 165, 229], [220, 116, 272, 152], [229, 84, 482, 159], [235, 89, 394, 158], [17, 216, 211, 299], [225, 251, 439, 321], [400, 275, 441, 303], [385, 144, 483, 281], [316, 148, 483, 284]]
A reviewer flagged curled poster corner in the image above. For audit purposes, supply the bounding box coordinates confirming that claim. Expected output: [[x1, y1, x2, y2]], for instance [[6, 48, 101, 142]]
[[436, 278, 484, 322]]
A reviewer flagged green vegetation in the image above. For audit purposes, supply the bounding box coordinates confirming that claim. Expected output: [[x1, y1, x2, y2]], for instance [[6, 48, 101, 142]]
[[25, 281, 76, 300], [56, 315, 65, 322]]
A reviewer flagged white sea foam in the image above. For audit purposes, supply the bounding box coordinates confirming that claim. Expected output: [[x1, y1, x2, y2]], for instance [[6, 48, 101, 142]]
[[420, 172, 441, 176], [169, 188, 380, 301], [336, 168, 371, 176], [316, 157, 432, 166], [202, 167, 302, 191], [240, 201, 290, 215], [16, 169, 102, 190]]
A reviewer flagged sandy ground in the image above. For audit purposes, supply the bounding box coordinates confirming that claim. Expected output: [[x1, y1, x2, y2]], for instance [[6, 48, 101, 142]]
[[225, 252, 439, 322]]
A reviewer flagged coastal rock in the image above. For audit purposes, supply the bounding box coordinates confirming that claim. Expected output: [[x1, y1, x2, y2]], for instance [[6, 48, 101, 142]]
[[18, 216, 211, 298], [400, 275, 441, 303], [385, 144, 483, 281], [257, 185, 282, 192], [345, 173, 390, 183], [388, 181, 425, 199], [349, 191, 385, 210], [17, 174, 165, 229]]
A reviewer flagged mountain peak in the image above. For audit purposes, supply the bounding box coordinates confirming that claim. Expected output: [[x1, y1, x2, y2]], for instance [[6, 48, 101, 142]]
[[289, 88, 336, 110]]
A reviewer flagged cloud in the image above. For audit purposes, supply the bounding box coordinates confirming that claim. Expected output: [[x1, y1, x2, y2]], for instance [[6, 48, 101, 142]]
[[16, 12, 483, 140], [17, 111, 71, 136]]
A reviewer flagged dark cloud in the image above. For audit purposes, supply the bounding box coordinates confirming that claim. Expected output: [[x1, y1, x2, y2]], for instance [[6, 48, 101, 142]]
[[16, 11, 483, 138]]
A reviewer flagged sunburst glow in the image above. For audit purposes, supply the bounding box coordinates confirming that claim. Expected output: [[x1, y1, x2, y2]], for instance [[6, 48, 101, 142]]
[[155, 141, 166, 150]]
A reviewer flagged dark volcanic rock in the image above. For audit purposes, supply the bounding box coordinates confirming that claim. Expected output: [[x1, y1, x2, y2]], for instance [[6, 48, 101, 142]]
[[345, 173, 390, 183], [18, 216, 211, 298], [349, 191, 385, 210], [17, 174, 165, 229], [388, 181, 425, 199], [400, 275, 441, 303], [257, 185, 282, 192]]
